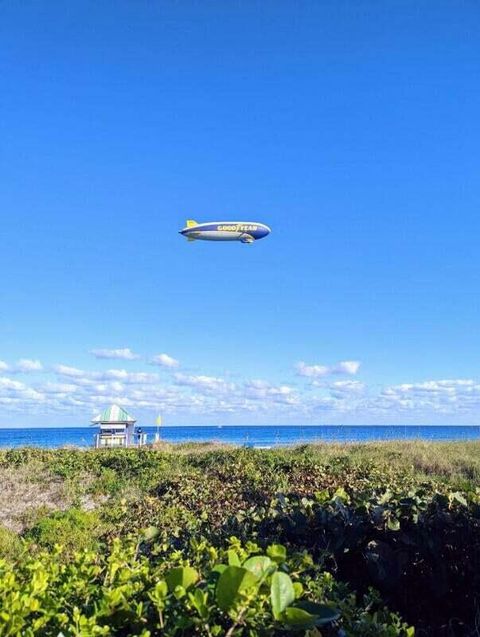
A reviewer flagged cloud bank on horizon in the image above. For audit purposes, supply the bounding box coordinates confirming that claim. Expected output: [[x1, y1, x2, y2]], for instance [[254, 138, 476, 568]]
[[0, 349, 478, 426]]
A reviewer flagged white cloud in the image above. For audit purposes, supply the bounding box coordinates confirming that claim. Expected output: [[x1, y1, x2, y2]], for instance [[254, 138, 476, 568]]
[[16, 359, 43, 372], [334, 360, 361, 375], [101, 370, 159, 384], [53, 366, 159, 386], [0, 358, 46, 374], [295, 362, 330, 378], [174, 372, 232, 392], [41, 382, 79, 395], [150, 353, 180, 368], [329, 380, 365, 394], [53, 365, 85, 378], [296, 360, 361, 378], [243, 380, 298, 404], [0, 376, 46, 408], [90, 348, 140, 361], [0, 377, 26, 391], [373, 379, 480, 414]]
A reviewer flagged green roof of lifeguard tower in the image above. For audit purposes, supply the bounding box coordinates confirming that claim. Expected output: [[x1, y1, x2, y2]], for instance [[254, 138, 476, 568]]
[[91, 404, 136, 424]]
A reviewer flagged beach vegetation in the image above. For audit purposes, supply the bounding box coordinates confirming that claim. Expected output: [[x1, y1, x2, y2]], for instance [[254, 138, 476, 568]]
[[25, 507, 103, 555], [0, 537, 412, 636], [0, 441, 478, 635]]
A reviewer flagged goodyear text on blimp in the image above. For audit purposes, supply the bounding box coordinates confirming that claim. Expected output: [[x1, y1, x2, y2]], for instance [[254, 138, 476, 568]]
[[217, 224, 258, 232]]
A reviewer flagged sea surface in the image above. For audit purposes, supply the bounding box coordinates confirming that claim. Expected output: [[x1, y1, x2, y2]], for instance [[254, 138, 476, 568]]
[[0, 425, 479, 448]]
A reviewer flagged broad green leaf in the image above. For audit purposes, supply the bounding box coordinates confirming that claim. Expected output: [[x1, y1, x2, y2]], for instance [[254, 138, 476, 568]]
[[387, 517, 401, 531], [215, 566, 258, 611], [282, 606, 317, 627], [314, 489, 330, 504], [173, 585, 187, 599], [333, 487, 350, 503], [266, 544, 287, 563], [293, 582, 303, 598], [143, 526, 159, 541], [296, 601, 340, 626], [165, 566, 199, 592], [152, 580, 168, 598], [243, 555, 274, 579], [189, 588, 209, 619], [450, 492, 468, 507], [378, 490, 393, 504], [271, 571, 295, 619], [227, 550, 241, 566]]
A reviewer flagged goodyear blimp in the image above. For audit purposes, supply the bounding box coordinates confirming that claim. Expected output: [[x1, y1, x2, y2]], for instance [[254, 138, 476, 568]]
[[179, 220, 271, 244]]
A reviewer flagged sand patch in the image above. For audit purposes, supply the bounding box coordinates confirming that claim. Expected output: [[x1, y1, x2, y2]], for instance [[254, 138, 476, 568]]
[[0, 466, 69, 532]]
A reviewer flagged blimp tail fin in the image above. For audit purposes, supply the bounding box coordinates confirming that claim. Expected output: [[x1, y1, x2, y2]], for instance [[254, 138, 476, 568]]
[[186, 219, 198, 228]]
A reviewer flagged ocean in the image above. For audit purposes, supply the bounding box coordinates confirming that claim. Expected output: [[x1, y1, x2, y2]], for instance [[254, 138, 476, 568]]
[[0, 425, 479, 448]]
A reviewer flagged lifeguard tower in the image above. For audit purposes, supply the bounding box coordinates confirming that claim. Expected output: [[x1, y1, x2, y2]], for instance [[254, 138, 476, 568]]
[[92, 404, 147, 448]]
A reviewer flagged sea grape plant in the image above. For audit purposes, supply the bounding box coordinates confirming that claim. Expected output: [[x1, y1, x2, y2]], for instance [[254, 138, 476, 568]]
[[0, 535, 414, 637]]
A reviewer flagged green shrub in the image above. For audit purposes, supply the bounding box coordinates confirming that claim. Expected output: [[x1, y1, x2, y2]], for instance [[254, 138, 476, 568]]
[[0, 537, 413, 636], [25, 508, 102, 554]]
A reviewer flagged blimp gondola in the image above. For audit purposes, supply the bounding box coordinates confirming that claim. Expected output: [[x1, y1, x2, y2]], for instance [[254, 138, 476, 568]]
[[179, 220, 271, 244]]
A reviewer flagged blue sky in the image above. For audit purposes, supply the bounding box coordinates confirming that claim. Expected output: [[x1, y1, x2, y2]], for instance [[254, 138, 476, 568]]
[[0, 1, 479, 426]]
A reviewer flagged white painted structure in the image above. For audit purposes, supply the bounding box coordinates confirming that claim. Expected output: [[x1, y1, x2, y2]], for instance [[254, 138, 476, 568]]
[[92, 404, 147, 448]]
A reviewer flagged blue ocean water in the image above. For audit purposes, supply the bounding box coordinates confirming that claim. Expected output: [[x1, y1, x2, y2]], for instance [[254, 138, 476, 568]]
[[0, 425, 479, 448]]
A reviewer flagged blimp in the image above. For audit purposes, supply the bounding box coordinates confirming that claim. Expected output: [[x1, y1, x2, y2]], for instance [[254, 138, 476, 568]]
[[179, 220, 271, 244]]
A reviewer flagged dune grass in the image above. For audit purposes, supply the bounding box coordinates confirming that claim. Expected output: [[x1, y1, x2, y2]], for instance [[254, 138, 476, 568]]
[[307, 439, 480, 484]]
